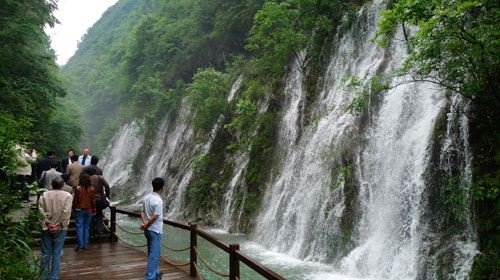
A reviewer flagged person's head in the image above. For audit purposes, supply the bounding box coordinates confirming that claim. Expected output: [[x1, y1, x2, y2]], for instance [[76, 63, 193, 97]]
[[90, 156, 99, 165], [152, 177, 165, 193], [82, 148, 89, 156], [67, 149, 74, 157], [61, 174, 70, 183], [46, 150, 56, 158], [87, 167, 97, 176], [52, 177, 64, 190], [49, 160, 59, 169], [80, 173, 91, 188], [70, 154, 79, 162]]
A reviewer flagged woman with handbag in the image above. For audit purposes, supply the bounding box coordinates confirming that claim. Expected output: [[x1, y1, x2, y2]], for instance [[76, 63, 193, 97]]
[[73, 173, 95, 251], [39, 177, 73, 280]]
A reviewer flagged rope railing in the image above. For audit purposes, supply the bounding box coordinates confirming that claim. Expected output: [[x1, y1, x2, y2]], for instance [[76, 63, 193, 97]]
[[161, 242, 190, 252], [193, 261, 206, 280], [193, 246, 230, 277], [114, 220, 143, 235], [110, 206, 286, 280], [103, 216, 192, 270], [106, 214, 191, 252], [159, 255, 191, 267], [102, 221, 147, 248]]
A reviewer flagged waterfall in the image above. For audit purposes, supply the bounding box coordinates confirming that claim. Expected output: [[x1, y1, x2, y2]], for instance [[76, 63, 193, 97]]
[[252, 0, 476, 278], [98, 0, 477, 278], [254, 0, 386, 260], [100, 121, 144, 187]]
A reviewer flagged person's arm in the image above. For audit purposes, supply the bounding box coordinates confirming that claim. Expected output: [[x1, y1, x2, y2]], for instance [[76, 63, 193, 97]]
[[72, 188, 79, 211], [140, 214, 158, 231], [92, 188, 96, 214], [61, 194, 72, 228], [101, 177, 110, 199]]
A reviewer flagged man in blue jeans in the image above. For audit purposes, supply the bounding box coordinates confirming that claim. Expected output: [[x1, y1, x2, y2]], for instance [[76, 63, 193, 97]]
[[39, 177, 73, 280], [140, 177, 165, 280]]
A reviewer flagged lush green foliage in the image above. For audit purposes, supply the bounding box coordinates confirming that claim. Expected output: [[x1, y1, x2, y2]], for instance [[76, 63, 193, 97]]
[[0, 0, 81, 154], [187, 68, 231, 133], [63, 0, 264, 151], [378, 1, 499, 278], [0, 1, 81, 277]]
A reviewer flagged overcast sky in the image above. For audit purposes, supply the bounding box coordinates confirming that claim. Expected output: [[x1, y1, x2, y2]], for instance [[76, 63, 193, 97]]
[[45, 0, 119, 65]]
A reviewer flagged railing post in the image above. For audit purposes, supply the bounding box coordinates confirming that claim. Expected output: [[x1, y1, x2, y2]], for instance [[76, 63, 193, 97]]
[[110, 205, 117, 242], [229, 244, 240, 280], [190, 224, 198, 277]]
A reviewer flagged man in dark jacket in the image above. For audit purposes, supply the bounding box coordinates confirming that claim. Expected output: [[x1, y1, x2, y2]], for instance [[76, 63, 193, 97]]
[[81, 156, 103, 176], [36, 151, 57, 180], [61, 149, 74, 174]]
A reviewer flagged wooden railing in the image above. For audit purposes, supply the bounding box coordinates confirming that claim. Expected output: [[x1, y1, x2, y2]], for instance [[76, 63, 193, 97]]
[[109, 206, 285, 280]]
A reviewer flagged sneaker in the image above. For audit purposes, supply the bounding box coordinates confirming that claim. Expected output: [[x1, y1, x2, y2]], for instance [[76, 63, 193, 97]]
[[82, 246, 88, 250], [74, 246, 80, 252], [156, 272, 163, 279]]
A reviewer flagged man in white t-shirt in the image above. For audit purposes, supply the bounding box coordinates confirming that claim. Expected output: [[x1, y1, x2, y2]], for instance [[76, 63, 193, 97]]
[[140, 177, 164, 280]]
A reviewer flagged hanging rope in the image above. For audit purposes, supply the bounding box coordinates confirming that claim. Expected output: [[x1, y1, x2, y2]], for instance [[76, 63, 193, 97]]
[[193, 246, 230, 277], [159, 255, 191, 267], [114, 220, 144, 235], [102, 221, 147, 248], [161, 242, 190, 252], [193, 262, 206, 280], [104, 220, 192, 271]]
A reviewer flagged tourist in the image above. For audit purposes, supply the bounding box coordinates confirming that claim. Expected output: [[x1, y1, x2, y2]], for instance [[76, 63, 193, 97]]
[[65, 154, 83, 188], [39, 177, 72, 280], [89, 169, 110, 235], [15, 144, 37, 201], [61, 149, 74, 174], [61, 174, 74, 194], [37, 151, 57, 179], [82, 155, 103, 176], [140, 177, 164, 280], [73, 174, 95, 251], [78, 148, 92, 167], [39, 160, 62, 190]]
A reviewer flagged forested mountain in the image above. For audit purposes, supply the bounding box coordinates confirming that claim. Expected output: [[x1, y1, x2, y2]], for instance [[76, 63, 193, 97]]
[[63, 0, 264, 149], [62, 0, 498, 279]]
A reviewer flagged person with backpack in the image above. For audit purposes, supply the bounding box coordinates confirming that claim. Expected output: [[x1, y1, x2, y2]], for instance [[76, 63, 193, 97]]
[[39, 177, 72, 280], [73, 174, 95, 251]]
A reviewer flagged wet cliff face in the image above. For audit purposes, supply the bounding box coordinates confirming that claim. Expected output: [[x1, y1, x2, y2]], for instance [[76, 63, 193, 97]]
[[101, 1, 477, 278]]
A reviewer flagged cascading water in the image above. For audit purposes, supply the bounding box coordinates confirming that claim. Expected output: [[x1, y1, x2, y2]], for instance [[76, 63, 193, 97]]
[[100, 121, 144, 187], [252, 0, 476, 279], [254, 0, 386, 260]]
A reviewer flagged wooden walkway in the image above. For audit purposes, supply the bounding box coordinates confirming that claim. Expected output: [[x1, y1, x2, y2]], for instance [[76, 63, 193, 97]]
[[58, 242, 193, 280]]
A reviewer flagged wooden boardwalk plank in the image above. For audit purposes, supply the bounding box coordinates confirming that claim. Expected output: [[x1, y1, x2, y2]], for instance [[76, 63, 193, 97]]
[[54, 242, 193, 280]]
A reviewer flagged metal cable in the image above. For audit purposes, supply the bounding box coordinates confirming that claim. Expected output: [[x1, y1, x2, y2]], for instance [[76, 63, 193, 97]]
[[194, 246, 230, 277]]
